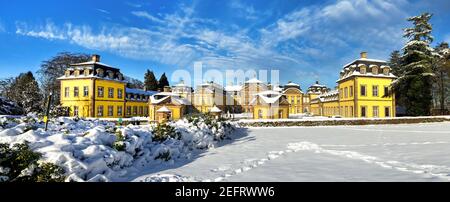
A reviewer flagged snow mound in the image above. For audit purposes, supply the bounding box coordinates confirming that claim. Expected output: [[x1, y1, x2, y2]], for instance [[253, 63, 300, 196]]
[[0, 115, 238, 182]]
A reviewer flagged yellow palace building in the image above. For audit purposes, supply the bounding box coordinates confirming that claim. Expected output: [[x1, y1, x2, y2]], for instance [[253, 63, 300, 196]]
[[58, 55, 155, 118], [59, 52, 396, 120]]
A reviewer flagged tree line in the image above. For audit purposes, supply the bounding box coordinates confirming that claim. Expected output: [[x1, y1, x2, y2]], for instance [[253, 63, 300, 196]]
[[0, 52, 170, 115], [388, 13, 450, 116]]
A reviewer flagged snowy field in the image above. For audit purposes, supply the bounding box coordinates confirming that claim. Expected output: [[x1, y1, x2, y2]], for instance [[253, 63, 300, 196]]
[[133, 122, 450, 182]]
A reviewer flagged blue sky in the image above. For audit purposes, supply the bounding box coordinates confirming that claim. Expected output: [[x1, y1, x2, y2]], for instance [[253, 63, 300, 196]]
[[1, 0, 449, 89]]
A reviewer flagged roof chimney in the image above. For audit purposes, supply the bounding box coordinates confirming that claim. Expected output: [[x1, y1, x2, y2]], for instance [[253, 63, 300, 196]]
[[360, 51, 367, 59], [315, 81, 319, 84], [92, 54, 100, 62]]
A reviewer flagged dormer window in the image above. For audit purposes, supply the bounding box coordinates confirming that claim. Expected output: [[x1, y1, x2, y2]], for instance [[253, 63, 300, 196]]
[[84, 69, 90, 76], [383, 68, 390, 75], [96, 68, 104, 77], [372, 66, 378, 74], [360, 66, 366, 74], [65, 70, 70, 77], [107, 70, 114, 79], [74, 70, 80, 77]]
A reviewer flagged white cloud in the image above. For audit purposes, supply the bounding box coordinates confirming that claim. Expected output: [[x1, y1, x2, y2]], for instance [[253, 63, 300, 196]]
[[15, 0, 414, 86], [16, 21, 66, 40], [96, 9, 110, 14], [131, 11, 164, 24]]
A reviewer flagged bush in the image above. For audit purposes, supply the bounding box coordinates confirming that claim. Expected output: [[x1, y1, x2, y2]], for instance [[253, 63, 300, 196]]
[[152, 122, 179, 142], [0, 142, 65, 182], [113, 130, 126, 151]]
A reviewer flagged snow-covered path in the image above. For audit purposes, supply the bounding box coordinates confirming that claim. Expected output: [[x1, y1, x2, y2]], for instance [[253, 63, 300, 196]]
[[132, 122, 450, 182]]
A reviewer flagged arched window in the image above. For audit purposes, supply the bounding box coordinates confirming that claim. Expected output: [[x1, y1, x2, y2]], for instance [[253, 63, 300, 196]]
[[360, 66, 366, 74], [383, 67, 390, 75], [372, 66, 378, 74]]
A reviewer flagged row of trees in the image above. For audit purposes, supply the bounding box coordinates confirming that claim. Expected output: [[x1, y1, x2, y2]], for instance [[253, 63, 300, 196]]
[[388, 13, 450, 116], [0, 52, 170, 114]]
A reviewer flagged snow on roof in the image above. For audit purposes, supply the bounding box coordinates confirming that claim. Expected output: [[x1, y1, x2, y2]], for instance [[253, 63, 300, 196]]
[[285, 82, 300, 87], [256, 90, 283, 96], [156, 106, 171, 113], [245, 78, 262, 84], [225, 85, 243, 92], [125, 88, 157, 96], [343, 58, 387, 69], [250, 90, 284, 105], [337, 71, 397, 82], [71, 61, 115, 68], [154, 92, 180, 96], [210, 106, 222, 113], [273, 86, 283, 92]]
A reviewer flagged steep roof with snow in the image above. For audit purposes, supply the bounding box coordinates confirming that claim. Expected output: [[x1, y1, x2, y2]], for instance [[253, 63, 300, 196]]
[[156, 106, 171, 113], [245, 78, 263, 84], [125, 88, 157, 96], [209, 106, 222, 113], [225, 85, 243, 92]]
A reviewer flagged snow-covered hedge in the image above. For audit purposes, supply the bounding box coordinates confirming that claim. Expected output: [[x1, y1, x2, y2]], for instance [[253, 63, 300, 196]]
[[0, 114, 238, 182], [239, 116, 450, 127]]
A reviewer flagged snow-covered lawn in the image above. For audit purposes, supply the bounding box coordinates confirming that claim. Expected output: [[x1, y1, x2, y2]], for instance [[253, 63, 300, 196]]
[[133, 122, 450, 182]]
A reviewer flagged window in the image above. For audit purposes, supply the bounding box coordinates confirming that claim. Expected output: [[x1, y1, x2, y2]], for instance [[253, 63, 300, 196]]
[[372, 67, 378, 74], [64, 87, 70, 97], [83, 86, 89, 97], [108, 88, 114, 98], [385, 107, 391, 117], [350, 106, 353, 117], [297, 96, 301, 104], [133, 106, 138, 115], [345, 106, 348, 117], [74, 87, 79, 97], [360, 67, 366, 74], [139, 106, 143, 116], [384, 86, 389, 97], [360, 85, 367, 96], [349, 86, 353, 97], [340, 88, 343, 99], [126, 106, 131, 116], [361, 106, 366, 117], [383, 68, 390, 75], [97, 106, 104, 117], [144, 107, 148, 116], [291, 97, 294, 104], [108, 106, 113, 116], [118, 89, 123, 99], [74, 106, 79, 116], [98, 87, 104, 97], [117, 106, 123, 116], [258, 110, 262, 119], [372, 85, 378, 97], [344, 87, 348, 98], [373, 106, 379, 117]]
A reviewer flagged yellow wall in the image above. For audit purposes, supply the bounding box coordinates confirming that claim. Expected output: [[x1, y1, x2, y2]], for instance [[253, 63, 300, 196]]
[[149, 105, 184, 121], [322, 101, 340, 117], [354, 77, 395, 118], [285, 88, 303, 114], [253, 105, 289, 119], [125, 101, 148, 117]]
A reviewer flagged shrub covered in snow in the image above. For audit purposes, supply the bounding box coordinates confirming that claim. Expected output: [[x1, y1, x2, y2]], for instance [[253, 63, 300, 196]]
[[0, 114, 239, 182], [0, 142, 65, 182]]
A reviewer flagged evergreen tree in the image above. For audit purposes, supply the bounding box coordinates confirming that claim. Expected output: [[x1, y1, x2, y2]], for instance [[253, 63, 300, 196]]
[[432, 42, 450, 114], [158, 73, 170, 90], [394, 12, 435, 116], [144, 69, 158, 91], [8, 72, 43, 114], [388, 50, 403, 76]]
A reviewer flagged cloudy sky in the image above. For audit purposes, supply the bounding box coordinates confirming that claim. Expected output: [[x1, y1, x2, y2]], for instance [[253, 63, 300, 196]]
[[1, 0, 449, 89]]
